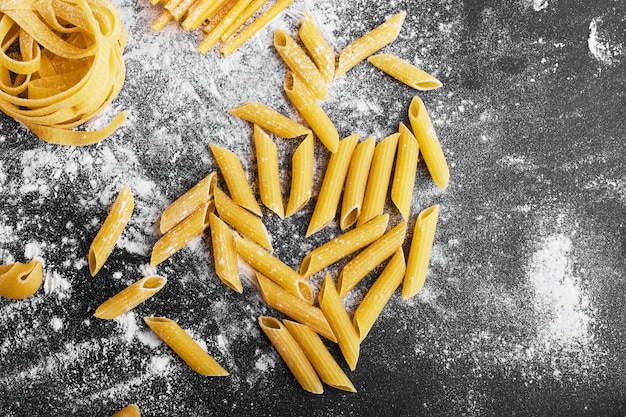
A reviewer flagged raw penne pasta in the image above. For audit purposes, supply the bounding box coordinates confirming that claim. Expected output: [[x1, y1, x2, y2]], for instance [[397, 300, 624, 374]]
[[352, 249, 405, 341], [229, 102, 311, 139], [284, 72, 338, 153], [256, 272, 336, 342], [258, 316, 323, 394], [150, 201, 214, 266], [214, 186, 272, 251], [151, 10, 173, 31], [408, 96, 449, 189], [402, 205, 440, 299], [337, 221, 406, 298], [112, 404, 141, 417], [198, 0, 254, 54], [340, 136, 375, 230], [144, 317, 229, 376], [300, 214, 389, 278], [208, 213, 242, 293], [220, 0, 295, 56], [299, 10, 335, 84], [210, 144, 262, 216], [283, 320, 356, 392], [182, 0, 229, 30], [390, 123, 419, 220], [318, 275, 359, 371], [160, 172, 217, 234], [0, 260, 43, 300], [89, 184, 134, 277], [335, 11, 406, 78], [254, 125, 284, 218], [235, 236, 313, 303], [285, 134, 314, 217], [357, 133, 399, 227], [274, 29, 328, 100], [94, 276, 166, 320], [368, 53, 442, 90], [306, 134, 359, 236], [220, 0, 268, 41]]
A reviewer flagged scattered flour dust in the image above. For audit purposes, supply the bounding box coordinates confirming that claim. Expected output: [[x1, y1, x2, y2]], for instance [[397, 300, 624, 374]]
[[588, 13, 626, 65]]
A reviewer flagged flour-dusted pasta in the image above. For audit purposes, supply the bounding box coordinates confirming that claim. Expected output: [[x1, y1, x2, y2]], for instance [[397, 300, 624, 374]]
[[340, 136, 375, 230], [390, 123, 419, 220], [229, 101, 311, 139], [299, 10, 335, 84], [285, 134, 314, 217], [220, 0, 268, 42], [94, 276, 167, 320], [255, 125, 284, 218], [367, 53, 442, 90], [0, 260, 43, 300], [182, 0, 229, 30], [112, 403, 141, 417], [160, 172, 217, 234], [198, 0, 254, 54], [402, 205, 440, 299], [208, 213, 242, 293]]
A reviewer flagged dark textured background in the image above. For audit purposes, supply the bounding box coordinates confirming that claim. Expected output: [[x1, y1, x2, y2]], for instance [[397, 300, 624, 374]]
[[1, 0, 625, 416]]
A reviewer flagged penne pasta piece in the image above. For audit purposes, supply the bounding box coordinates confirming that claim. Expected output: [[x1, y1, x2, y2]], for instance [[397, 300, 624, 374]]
[[94, 275, 167, 320], [258, 316, 323, 394], [340, 136, 375, 230], [283, 320, 356, 393], [209, 213, 242, 293], [300, 214, 389, 279], [256, 272, 336, 342], [274, 29, 328, 100], [367, 53, 442, 90], [402, 205, 440, 299], [285, 134, 314, 217], [299, 10, 335, 84], [408, 96, 449, 189], [144, 316, 229, 376], [357, 133, 399, 227], [229, 102, 311, 139], [335, 11, 406, 78], [220, 0, 268, 41], [112, 403, 141, 417], [220, 0, 295, 56], [209, 143, 262, 216], [318, 274, 359, 371], [337, 221, 406, 298], [198, 0, 254, 54], [284, 72, 338, 153], [306, 133, 359, 236], [150, 201, 214, 266], [0, 260, 43, 300], [151, 10, 173, 31], [390, 123, 419, 220], [352, 249, 405, 341], [235, 236, 312, 303], [214, 186, 272, 251], [182, 0, 229, 30], [254, 125, 284, 218], [89, 184, 134, 277], [160, 172, 217, 234]]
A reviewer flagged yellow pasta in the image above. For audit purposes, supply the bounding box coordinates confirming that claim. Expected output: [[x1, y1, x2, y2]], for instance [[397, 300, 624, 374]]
[[89, 184, 134, 277], [210, 144, 262, 216], [214, 186, 272, 251], [390, 123, 419, 220], [367, 53, 442, 90], [283, 320, 356, 393], [144, 316, 229, 376], [112, 404, 141, 417], [0, 259, 43, 300], [220, 0, 268, 41], [299, 10, 335, 84], [285, 134, 314, 218], [159, 172, 217, 234], [171, 0, 197, 21], [352, 249, 405, 341], [235, 236, 313, 304], [408, 96, 449, 189], [318, 274, 359, 371], [150, 201, 213, 266], [274, 29, 328, 100], [198, 0, 254, 54], [151, 10, 173, 31], [254, 125, 284, 218], [220, 0, 295, 57], [300, 214, 389, 279], [402, 205, 440, 299], [306, 133, 359, 237], [258, 316, 323, 394], [335, 11, 406, 78], [202, 0, 239, 34], [208, 212, 242, 293], [256, 272, 336, 342], [283, 72, 338, 153], [337, 221, 406, 298], [182, 0, 229, 30], [340, 136, 375, 230], [229, 101, 311, 139], [357, 132, 399, 227], [94, 276, 167, 320]]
